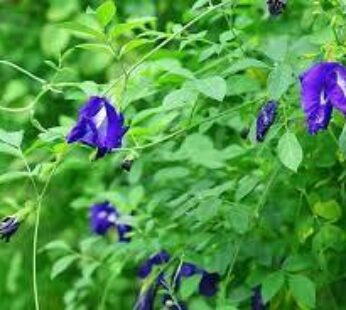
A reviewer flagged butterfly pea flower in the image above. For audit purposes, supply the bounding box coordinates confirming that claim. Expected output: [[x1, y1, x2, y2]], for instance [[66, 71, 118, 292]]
[[136, 253, 170, 310], [67, 96, 128, 159], [256, 101, 278, 142], [0, 216, 20, 242], [267, 0, 287, 16], [175, 262, 220, 297], [90, 201, 132, 242], [251, 286, 267, 310], [138, 251, 171, 279], [199, 272, 220, 297], [135, 286, 156, 310], [300, 62, 346, 134]]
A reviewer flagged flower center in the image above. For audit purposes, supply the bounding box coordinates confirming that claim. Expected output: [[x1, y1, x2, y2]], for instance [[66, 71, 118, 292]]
[[336, 71, 346, 96], [94, 107, 107, 129]]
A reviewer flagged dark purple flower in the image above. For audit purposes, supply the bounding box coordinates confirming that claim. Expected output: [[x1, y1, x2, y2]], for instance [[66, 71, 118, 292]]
[[0, 216, 20, 242], [199, 272, 220, 297], [251, 286, 266, 310], [138, 251, 171, 279], [256, 101, 278, 142], [90, 202, 117, 235], [135, 286, 156, 310], [90, 201, 132, 242], [179, 262, 200, 277], [267, 0, 287, 16], [67, 96, 127, 158], [299, 62, 340, 134], [175, 263, 220, 297]]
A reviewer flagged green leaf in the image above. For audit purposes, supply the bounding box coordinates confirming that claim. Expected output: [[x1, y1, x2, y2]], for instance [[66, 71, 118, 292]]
[[262, 271, 285, 302], [283, 255, 315, 272], [313, 200, 342, 222], [225, 58, 269, 75], [228, 205, 250, 234], [119, 39, 150, 58], [289, 274, 316, 309], [163, 88, 198, 109], [195, 198, 221, 222], [277, 132, 303, 172], [0, 171, 33, 185], [180, 275, 201, 299], [235, 175, 259, 201], [41, 24, 70, 57], [192, 0, 209, 10], [41, 240, 72, 253], [51, 255, 78, 279], [264, 36, 288, 62], [0, 142, 21, 157], [110, 17, 156, 38], [75, 43, 113, 55], [0, 129, 23, 148], [96, 0, 116, 27], [194, 76, 227, 102], [60, 22, 105, 39], [267, 63, 293, 100]]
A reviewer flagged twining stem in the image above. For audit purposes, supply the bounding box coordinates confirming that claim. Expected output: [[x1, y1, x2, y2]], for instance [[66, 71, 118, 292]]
[[102, 0, 234, 95], [32, 156, 62, 310], [19, 148, 64, 310], [120, 97, 263, 153], [0, 60, 46, 84], [0, 89, 48, 114], [33, 201, 42, 310]]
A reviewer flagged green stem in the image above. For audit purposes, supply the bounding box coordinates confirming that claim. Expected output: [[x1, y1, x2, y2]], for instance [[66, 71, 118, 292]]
[[102, 0, 234, 95], [32, 156, 63, 310], [0, 60, 46, 84], [128, 97, 260, 152], [0, 89, 48, 114], [33, 201, 41, 310]]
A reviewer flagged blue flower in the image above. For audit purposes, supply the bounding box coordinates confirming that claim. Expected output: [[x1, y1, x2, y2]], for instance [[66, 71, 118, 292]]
[[90, 201, 132, 242], [135, 286, 156, 310], [175, 262, 220, 297], [300, 62, 346, 134], [67, 96, 128, 158], [256, 101, 278, 142], [138, 251, 171, 279], [267, 0, 287, 16], [251, 286, 266, 310], [199, 272, 220, 297], [0, 216, 20, 242]]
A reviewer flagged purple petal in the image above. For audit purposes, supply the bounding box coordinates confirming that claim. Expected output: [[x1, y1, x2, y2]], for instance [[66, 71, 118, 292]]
[[90, 202, 117, 235], [138, 261, 153, 279], [199, 272, 220, 297], [299, 62, 338, 134], [135, 286, 156, 310], [150, 251, 171, 265], [251, 286, 267, 310], [327, 65, 346, 114], [0, 216, 20, 242], [179, 262, 200, 277]]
